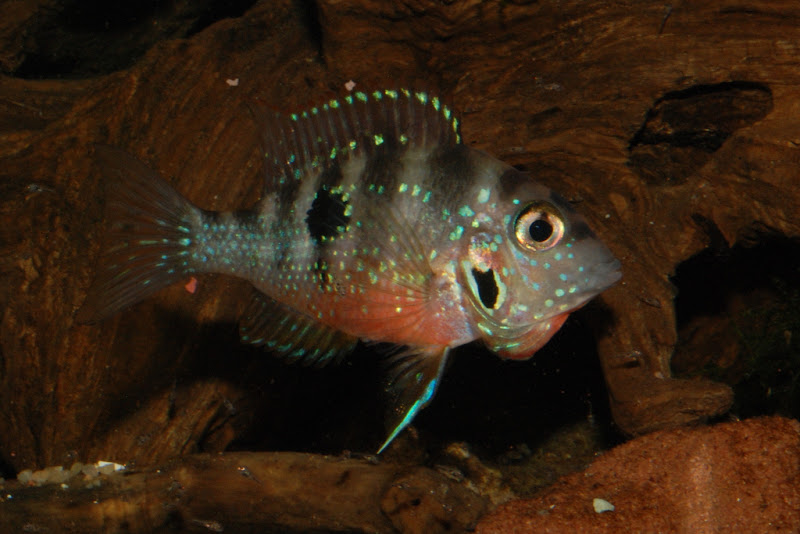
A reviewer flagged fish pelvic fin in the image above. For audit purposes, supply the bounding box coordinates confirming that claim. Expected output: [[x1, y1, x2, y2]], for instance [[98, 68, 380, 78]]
[[378, 345, 450, 454], [76, 146, 201, 323]]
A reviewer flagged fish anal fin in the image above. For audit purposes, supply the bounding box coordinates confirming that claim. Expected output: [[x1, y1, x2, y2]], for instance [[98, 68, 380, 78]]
[[378, 346, 450, 453], [239, 291, 357, 367]]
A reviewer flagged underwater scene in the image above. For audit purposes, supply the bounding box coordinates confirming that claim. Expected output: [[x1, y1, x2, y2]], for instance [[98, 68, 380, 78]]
[[1, 1, 799, 532]]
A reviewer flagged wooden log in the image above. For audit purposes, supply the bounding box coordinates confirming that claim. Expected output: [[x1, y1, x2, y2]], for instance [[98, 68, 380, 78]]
[[0, 451, 486, 533]]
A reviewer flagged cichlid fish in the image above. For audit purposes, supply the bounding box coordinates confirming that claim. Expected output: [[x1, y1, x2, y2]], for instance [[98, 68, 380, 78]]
[[78, 88, 621, 452]]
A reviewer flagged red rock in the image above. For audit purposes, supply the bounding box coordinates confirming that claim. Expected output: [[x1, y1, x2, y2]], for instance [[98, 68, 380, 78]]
[[477, 416, 800, 533]]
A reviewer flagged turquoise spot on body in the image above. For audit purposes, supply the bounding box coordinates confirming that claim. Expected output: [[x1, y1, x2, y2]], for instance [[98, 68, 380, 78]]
[[449, 226, 464, 241], [458, 205, 475, 217]]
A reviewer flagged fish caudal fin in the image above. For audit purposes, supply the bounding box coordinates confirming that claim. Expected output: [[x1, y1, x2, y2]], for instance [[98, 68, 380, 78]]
[[378, 346, 450, 453], [76, 146, 201, 323]]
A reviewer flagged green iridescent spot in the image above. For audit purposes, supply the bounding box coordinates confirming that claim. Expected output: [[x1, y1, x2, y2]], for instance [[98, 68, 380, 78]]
[[330, 99, 340, 108], [449, 225, 464, 241], [349, 140, 357, 151], [345, 95, 353, 105], [458, 205, 475, 217], [290, 113, 298, 121], [385, 89, 398, 99], [355, 91, 368, 103], [311, 107, 319, 115], [422, 191, 432, 203], [399, 134, 408, 144], [555, 289, 565, 297], [432, 96, 440, 111], [373, 134, 384, 146], [372, 90, 383, 100], [398, 183, 409, 193], [415, 91, 428, 104]]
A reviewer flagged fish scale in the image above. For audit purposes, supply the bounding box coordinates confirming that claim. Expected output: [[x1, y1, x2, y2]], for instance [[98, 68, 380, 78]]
[[78, 88, 621, 453]]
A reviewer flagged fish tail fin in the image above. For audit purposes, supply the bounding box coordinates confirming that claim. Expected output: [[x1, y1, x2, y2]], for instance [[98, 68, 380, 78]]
[[76, 146, 201, 324]]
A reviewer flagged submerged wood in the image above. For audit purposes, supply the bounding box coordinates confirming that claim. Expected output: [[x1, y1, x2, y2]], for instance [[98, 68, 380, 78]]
[[0, 451, 486, 533]]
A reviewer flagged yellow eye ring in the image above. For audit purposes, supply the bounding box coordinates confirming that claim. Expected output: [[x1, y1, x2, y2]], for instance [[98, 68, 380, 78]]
[[513, 202, 565, 251]]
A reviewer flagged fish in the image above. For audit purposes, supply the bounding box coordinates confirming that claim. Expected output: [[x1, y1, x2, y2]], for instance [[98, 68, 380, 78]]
[[77, 88, 621, 453]]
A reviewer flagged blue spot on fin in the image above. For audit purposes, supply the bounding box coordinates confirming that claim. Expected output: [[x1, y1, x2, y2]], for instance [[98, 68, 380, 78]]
[[76, 145, 199, 324], [239, 291, 357, 368], [251, 88, 463, 193], [378, 346, 450, 453]]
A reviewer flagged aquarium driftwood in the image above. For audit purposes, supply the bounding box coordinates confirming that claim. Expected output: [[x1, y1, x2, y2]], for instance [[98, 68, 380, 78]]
[[0, 451, 486, 533], [1, 0, 800, 474]]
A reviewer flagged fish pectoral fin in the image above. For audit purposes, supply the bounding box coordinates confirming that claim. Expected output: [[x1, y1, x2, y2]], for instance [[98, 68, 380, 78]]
[[240, 291, 358, 368], [378, 346, 450, 454]]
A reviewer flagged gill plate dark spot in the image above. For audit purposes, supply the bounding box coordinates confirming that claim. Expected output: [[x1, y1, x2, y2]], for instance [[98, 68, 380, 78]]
[[471, 267, 499, 309]]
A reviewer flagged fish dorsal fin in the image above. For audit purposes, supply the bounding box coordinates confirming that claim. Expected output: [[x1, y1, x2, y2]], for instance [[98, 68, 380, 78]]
[[378, 346, 450, 453], [239, 291, 358, 367], [258, 89, 462, 189]]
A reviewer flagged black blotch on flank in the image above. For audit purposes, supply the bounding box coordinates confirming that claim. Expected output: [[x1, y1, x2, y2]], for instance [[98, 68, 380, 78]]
[[306, 186, 350, 244], [471, 268, 499, 309]]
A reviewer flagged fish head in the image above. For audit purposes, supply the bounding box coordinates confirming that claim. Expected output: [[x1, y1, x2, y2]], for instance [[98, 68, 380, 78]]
[[458, 167, 621, 359]]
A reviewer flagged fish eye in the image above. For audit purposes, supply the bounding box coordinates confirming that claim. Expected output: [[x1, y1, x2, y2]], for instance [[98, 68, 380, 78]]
[[514, 202, 565, 251]]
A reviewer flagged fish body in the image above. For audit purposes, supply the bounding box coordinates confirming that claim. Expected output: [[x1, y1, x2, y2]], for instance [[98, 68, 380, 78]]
[[79, 89, 621, 452]]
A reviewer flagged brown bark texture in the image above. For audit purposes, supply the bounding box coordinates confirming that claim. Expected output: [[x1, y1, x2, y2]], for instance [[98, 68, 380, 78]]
[[1, 0, 799, 530], [0, 451, 486, 533]]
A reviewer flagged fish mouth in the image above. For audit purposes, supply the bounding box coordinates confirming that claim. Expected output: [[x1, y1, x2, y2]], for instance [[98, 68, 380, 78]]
[[592, 259, 622, 291], [565, 258, 622, 308]]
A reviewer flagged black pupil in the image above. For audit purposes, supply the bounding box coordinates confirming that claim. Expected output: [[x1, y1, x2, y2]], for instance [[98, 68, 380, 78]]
[[529, 218, 554, 242]]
